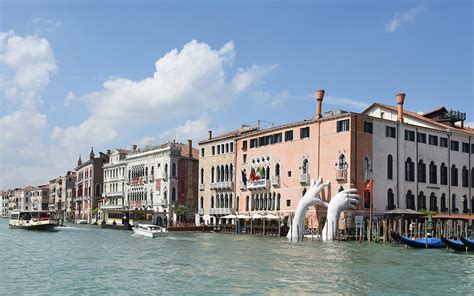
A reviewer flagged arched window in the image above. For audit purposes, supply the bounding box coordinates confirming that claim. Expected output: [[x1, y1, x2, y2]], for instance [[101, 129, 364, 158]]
[[429, 192, 437, 211], [405, 158, 415, 181], [128, 170, 131, 181], [211, 166, 215, 183], [462, 166, 468, 187], [145, 167, 148, 179], [302, 159, 309, 175], [462, 195, 468, 213], [236, 196, 239, 211], [164, 164, 168, 179], [151, 166, 154, 177], [276, 193, 281, 210], [220, 166, 225, 182], [200, 168, 204, 184], [338, 154, 347, 170], [363, 157, 371, 182], [211, 196, 214, 208], [441, 194, 446, 212], [171, 187, 176, 203], [275, 163, 280, 177], [406, 190, 415, 210], [429, 161, 437, 184], [417, 191, 426, 210], [229, 194, 233, 209], [266, 166, 270, 180], [440, 163, 448, 185], [216, 166, 221, 182], [246, 196, 249, 211], [452, 194, 457, 212], [418, 160, 426, 183], [451, 165, 458, 186], [387, 189, 395, 210], [200, 196, 204, 209], [387, 155, 393, 180], [171, 163, 177, 178], [225, 194, 229, 208], [230, 164, 234, 182], [225, 165, 229, 182]]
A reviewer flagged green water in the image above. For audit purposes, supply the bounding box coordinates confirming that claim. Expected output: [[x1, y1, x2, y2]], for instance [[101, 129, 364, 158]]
[[0, 219, 472, 295]]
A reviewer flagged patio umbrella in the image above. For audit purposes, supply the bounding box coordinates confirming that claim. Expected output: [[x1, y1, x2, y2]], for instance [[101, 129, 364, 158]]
[[264, 214, 279, 220], [221, 214, 237, 219], [236, 214, 250, 219], [251, 213, 264, 219]]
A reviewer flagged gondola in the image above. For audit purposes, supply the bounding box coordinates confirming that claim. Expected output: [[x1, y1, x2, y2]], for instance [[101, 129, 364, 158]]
[[397, 234, 446, 249], [460, 236, 474, 251], [441, 237, 468, 252]]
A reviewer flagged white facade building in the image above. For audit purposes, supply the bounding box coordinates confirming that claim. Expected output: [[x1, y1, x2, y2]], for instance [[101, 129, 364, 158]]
[[102, 149, 128, 210]]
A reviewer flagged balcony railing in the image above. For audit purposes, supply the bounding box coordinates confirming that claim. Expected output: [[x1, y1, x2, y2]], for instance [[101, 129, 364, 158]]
[[199, 184, 205, 191], [247, 179, 270, 190], [271, 176, 280, 187], [210, 182, 234, 190], [335, 169, 347, 181], [209, 208, 231, 215], [299, 174, 310, 184]]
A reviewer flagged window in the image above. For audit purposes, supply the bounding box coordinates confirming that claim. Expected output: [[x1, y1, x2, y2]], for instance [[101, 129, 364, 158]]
[[429, 193, 437, 211], [441, 194, 447, 212], [211, 167, 215, 183], [452, 194, 457, 212], [417, 191, 426, 210], [250, 138, 258, 148], [285, 130, 294, 141], [417, 132, 426, 144], [200, 168, 204, 184], [337, 120, 349, 132], [171, 163, 177, 177], [288, 171, 292, 177], [428, 135, 438, 146], [245, 196, 249, 211], [451, 165, 458, 186], [243, 154, 247, 164], [363, 121, 373, 134], [462, 142, 470, 153], [300, 127, 310, 139], [217, 145, 220, 154], [242, 141, 247, 150], [201, 148, 205, 157], [387, 155, 393, 179], [386, 126, 396, 138], [418, 160, 426, 183], [273, 133, 282, 144], [462, 166, 468, 187], [440, 163, 448, 185], [440, 137, 448, 148], [230, 142, 234, 152], [302, 159, 309, 175], [286, 199, 291, 207], [451, 140, 459, 151], [472, 167, 474, 187], [462, 195, 468, 213], [406, 191, 415, 210], [405, 158, 415, 182], [387, 189, 395, 210], [405, 130, 415, 141], [363, 157, 371, 182], [225, 143, 229, 153], [212, 146, 215, 155], [429, 161, 437, 184], [275, 163, 280, 177]]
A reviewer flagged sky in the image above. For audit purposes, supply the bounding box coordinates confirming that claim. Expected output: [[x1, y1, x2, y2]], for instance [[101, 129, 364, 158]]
[[0, 0, 472, 188]]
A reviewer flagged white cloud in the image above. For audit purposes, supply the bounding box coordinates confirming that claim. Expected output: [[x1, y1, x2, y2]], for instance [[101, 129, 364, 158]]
[[55, 40, 276, 151], [386, 6, 422, 32], [462, 122, 474, 128], [0, 31, 57, 108], [160, 114, 214, 144], [64, 91, 75, 106], [31, 18, 63, 35], [135, 136, 157, 147], [251, 90, 289, 108], [324, 96, 370, 110]]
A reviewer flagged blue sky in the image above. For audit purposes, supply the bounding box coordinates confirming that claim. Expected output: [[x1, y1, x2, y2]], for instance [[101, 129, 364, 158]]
[[0, 0, 472, 188]]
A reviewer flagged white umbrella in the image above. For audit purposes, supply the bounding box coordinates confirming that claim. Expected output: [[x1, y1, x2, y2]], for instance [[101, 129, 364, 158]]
[[236, 214, 250, 219], [221, 214, 237, 219], [264, 214, 279, 220], [251, 213, 264, 219]]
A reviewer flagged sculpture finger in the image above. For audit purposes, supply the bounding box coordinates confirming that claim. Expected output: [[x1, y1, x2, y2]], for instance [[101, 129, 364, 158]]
[[342, 188, 358, 195], [347, 197, 359, 204], [315, 176, 323, 187], [349, 204, 358, 210], [316, 181, 330, 192], [347, 194, 360, 200]]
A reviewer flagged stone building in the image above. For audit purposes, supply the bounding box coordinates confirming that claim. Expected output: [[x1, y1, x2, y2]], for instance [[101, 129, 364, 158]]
[[49, 171, 76, 212], [102, 149, 128, 209], [31, 185, 50, 211]]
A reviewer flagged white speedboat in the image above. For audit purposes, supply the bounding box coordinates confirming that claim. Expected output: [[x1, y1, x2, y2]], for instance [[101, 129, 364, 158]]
[[132, 224, 169, 238], [76, 219, 88, 224], [9, 211, 58, 231]]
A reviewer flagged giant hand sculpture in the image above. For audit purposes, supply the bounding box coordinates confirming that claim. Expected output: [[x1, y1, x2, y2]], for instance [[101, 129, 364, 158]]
[[287, 177, 330, 241], [321, 188, 359, 241]]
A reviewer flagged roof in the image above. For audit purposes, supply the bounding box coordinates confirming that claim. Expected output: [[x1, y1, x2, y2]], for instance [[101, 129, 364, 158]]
[[22, 186, 33, 192], [363, 102, 474, 135], [198, 129, 244, 144]]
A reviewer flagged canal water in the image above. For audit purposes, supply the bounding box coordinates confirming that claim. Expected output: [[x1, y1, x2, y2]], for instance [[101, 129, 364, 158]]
[[0, 219, 472, 295]]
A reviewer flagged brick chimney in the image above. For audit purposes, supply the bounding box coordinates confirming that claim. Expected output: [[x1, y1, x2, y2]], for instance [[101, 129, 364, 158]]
[[188, 139, 193, 158], [396, 93, 406, 123], [208, 130, 212, 140], [315, 89, 325, 120], [132, 144, 137, 151]]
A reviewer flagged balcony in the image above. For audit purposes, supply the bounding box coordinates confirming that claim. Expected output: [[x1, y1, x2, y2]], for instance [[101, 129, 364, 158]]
[[335, 169, 347, 181], [271, 176, 280, 187], [198, 208, 204, 215], [247, 179, 270, 191], [210, 183, 217, 190], [199, 184, 205, 191], [209, 208, 231, 215], [299, 174, 310, 184], [210, 182, 234, 190]]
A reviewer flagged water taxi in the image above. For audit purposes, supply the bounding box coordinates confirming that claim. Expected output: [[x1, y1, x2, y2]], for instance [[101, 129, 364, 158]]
[[9, 210, 58, 231], [132, 224, 169, 238]]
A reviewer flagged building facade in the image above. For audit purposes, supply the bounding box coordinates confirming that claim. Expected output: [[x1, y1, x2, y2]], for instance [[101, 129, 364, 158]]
[[102, 149, 128, 210], [49, 171, 76, 212], [31, 185, 50, 211], [74, 148, 109, 223]]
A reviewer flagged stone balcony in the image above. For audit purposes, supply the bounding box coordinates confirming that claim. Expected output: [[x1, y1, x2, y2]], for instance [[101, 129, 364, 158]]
[[335, 169, 347, 181], [199, 184, 205, 191], [209, 208, 231, 215], [299, 174, 310, 184], [271, 176, 280, 187], [210, 181, 234, 190], [247, 179, 270, 191]]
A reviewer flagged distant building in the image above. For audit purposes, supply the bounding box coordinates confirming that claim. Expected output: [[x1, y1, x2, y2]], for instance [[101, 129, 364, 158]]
[[49, 171, 76, 212], [102, 149, 128, 210], [31, 185, 50, 211]]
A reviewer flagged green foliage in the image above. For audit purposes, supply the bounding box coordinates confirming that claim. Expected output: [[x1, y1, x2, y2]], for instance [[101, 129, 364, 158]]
[[174, 206, 187, 216], [92, 207, 98, 215], [419, 209, 437, 216]]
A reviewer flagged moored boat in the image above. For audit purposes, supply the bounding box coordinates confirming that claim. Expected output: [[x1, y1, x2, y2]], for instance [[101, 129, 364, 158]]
[[460, 236, 474, 251], [9, 210, 58, 231], [397, 234, 446, 249], [441, 237, 468, 252], [132, 224, 169, 238]]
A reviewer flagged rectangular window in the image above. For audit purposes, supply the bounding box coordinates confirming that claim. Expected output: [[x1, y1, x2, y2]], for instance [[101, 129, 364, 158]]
[[201, 148, 205, 157], [285, 130, 293, 141], [288, 171, 292, 177], [230, 142, 234, 152], [405, 130, 415, 141], [225, 143, 229, 153], [440, 137, 448, 148], [386, 126, 396, 138], [273, 133, 282, 144], [242, 140, 247, 150], [428, 135, 438, 146], [417, 132, 426, 144], [337, 119, 350, 132], [286, 199, 291, 207], [217, 145, 220, 154], [300, 127, 310, 139], [243, 154, 247, 164], [211, 146, 215, 155], [462, 142, 470, 153], [363, 121, 373, 134], [451, 140, 459, 151], [250, 138, 258, 148]]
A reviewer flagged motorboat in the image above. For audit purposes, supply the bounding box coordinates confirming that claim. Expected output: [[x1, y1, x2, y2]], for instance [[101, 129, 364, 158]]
[[132, 224, 169, 238], [76, 219, 88, 224], [441, 237, 469, 252], [397, 234, 446, 249], [9, 210, 58, 231]]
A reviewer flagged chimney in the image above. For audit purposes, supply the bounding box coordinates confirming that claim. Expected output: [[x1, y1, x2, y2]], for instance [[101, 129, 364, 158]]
[[315, 89, 325, 120], [396, 93, 406, 123], [208, 130, 212, 140], [107, 149, 111, 155], [132, 144, 137, 151], [188, 139, 193, 158]]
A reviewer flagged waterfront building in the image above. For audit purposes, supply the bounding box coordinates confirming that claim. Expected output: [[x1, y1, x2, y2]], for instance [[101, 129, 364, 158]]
[[49, 171, 76, 212], [65, 187, 75, 221], [102, 149, 128, 210], [0, 191, 7, 217], [196, 90, 473, 229], [122, 140, 198, 226], [74, 148, 109, 223], [31, 185, 50, 211], [19, 186, 33, 211]]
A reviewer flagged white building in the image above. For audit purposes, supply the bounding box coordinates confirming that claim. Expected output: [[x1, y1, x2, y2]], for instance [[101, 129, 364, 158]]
[[102, 149, 128, 210], [31, 185, 50, 211]]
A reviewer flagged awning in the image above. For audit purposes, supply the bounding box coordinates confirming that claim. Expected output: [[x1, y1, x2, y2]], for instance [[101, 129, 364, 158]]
[[221, 214, 237, 219], [251, 213, 264, 219], [383, 208, 422, 215], [236, 214, 251, 219], [264, 214, 279, 220]]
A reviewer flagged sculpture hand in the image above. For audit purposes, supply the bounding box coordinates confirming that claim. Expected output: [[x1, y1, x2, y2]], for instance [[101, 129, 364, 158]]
[[328, 188, 359, 213], [300, 176, 330, 208]]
